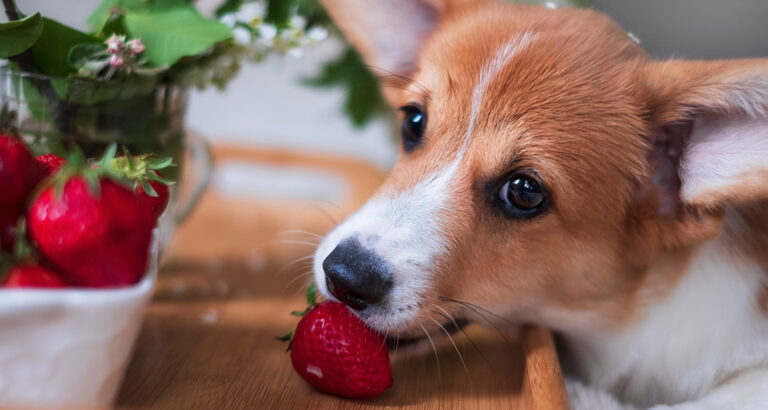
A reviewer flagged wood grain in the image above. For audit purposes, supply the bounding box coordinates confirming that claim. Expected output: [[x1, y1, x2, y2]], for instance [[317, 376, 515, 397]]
[[116, 144, 568, 409]]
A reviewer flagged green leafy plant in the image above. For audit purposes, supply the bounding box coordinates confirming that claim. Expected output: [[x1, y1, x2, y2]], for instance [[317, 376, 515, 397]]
[[0, 0, 591, 138]]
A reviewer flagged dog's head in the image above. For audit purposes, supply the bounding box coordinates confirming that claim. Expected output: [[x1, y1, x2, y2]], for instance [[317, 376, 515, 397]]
[[313, 0, 768, 344]]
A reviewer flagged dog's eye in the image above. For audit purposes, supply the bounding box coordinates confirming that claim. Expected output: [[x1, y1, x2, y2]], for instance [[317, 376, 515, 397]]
[[400, 105, 426, 152], [499, 174, 545, 216]]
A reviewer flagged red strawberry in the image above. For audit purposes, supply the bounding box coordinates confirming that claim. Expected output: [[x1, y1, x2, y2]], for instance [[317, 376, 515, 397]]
[[27, 177, 155, 287], [2, 264, 68, 288], [109, 152, 174, 220], [135, 172, 169, 219], [0, 135, 38, 208], [35, 153, 66, 177], [290, 301, 392, 399]]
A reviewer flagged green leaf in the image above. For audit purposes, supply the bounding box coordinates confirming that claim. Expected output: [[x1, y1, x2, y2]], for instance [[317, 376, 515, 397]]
[[20, 79, 50, 121], [266, 0, 297, 27], [100, 13, 129, 37], [290, 307, 311, 317], [68, 43, 106, 68], [29, 18, 101, 76], [7, 63, 52, 122], [304, 47, 386, 127], [214, 0, 243, 17], [306, 282, 316, 305], [124, 7, 232, 67], [87, 0, 192, 33], [0, 12, 44, 58]]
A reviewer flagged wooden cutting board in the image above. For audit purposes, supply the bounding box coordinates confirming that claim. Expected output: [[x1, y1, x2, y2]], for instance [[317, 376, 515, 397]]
[[116, 144, 569, 409]]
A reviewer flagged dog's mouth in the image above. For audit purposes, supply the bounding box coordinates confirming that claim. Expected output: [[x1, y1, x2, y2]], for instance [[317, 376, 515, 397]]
[[385, 318, 470, 351]]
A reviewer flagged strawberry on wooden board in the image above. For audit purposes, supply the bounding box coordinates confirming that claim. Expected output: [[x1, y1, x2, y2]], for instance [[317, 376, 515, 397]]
[[0, 134, 39, 208], [2, 264, 68, 288], [27, 147, 156, 287], [279, 285, 393, 399]]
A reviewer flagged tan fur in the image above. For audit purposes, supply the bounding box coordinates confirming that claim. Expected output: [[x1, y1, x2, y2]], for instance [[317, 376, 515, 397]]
[[320, 0, 768, 341]]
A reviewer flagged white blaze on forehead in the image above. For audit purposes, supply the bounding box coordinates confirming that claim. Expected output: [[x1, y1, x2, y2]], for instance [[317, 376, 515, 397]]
[[460, 32, 537, 159], [313, 32, 537, 332]]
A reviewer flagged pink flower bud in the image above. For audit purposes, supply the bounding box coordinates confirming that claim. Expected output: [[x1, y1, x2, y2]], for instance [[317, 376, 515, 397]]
[[106, 35, 124, 54], [128, 39, 145, 55], [109, 54, 125, 68]]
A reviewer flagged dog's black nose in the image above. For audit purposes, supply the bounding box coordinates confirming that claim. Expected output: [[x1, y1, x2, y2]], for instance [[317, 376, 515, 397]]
[[322, 238, 392, 311]]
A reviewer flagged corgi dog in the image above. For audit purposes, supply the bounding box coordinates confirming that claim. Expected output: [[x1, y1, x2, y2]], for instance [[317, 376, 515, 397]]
[[311, 0, 768, 408]]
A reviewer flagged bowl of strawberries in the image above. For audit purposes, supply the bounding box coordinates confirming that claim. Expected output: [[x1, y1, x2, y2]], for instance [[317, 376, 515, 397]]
[[0, 132, 169, 407]]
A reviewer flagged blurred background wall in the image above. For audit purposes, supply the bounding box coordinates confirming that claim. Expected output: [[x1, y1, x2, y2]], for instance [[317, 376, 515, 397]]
[[13, 0, 768, 171]]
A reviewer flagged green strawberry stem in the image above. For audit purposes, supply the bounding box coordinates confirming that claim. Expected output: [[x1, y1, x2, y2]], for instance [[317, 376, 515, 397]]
[[0, 251, 11, 282], [0, 217, 40, 283], [44, 143, 125, 200], [12, 217, 33, 261], [306, 281, 317, 305], [276, 282, 318, 351], [109, 146, 175, 198]]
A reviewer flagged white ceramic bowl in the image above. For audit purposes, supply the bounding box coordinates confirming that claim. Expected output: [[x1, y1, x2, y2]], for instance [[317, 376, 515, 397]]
[[0, 235, 158, 408]]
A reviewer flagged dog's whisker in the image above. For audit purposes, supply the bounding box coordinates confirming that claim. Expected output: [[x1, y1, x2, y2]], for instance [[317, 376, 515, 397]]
[[439, 296, 514, 325], [440, 297, 516, 349], [278, 254, 315, 274], [434, 310, 497, 377], [277, 229, 324, 240], [282, 270, 314, 294], [294, 279, 314, 297], [432, 303, 460, 330], [418, 322, 441, 383], [377, 329, 389, 355], [429, 316, 471, 388], [275, 239, 321, 247], [253, 239, 319, 253], [309, 200, 346, 226]]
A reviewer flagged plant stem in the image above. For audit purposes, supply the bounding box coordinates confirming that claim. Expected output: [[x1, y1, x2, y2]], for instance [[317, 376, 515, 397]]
[[2, 0, 22, 20]]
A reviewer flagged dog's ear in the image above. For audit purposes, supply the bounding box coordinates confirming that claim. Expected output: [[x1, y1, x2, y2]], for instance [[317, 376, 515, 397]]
[[644, 59, 768, 215], [321, 0, 479, 102]]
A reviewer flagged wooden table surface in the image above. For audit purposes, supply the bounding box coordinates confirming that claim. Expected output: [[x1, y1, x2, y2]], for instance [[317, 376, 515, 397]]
[[116, 144, 569, 409]]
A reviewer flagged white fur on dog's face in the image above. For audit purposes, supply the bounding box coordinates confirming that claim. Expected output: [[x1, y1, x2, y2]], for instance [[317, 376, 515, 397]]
[[313, 164, 457, 331], [313, 32, 537, 333]]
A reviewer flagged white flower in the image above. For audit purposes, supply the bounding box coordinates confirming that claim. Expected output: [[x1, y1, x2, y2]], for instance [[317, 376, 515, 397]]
[[287, 47, 304, 58], [236, 2, 266, 23], [232, 26, 252, 45], [220, 13, 237, 28], [545, 1, 557, 9], [290, 15, 306, 30], [306, 26, 328, 42], [258, 23, 278, 40], [280, 28, 297, 42]]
